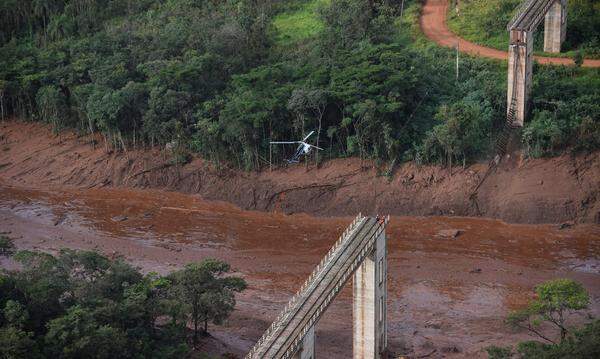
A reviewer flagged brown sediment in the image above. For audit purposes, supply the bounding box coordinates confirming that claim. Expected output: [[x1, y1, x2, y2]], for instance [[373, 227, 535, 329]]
[[1, 121, 599, 224], [420, 0, 600, 67], [1, 184, 598, 357]]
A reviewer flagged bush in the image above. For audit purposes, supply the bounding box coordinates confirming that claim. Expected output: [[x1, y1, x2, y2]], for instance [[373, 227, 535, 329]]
[[485, 345, 512, 359], [515, 320, 600, 358], [0, 236, 15, 257], [491, 280, 597, 358], [420, 100, 493, 166], [522, 110, 564, 157]]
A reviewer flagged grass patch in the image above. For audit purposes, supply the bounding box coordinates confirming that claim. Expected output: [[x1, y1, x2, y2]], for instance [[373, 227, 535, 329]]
[[272, 0, 330, 46], [447, 0, 519, 50]]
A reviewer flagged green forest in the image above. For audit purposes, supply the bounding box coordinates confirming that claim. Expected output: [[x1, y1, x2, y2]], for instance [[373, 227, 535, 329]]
[[0, 237, 246, 358], [0, 0, 599, 170]]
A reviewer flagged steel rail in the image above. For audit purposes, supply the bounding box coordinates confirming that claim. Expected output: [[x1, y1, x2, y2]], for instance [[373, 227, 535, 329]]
[[245, 214, 365, 358], [246, 215, 371, 358], [273, 219, 385, 358], [281, 222, 387, 359], [259, 218, 379, 358], [508, 0, 556, 31]]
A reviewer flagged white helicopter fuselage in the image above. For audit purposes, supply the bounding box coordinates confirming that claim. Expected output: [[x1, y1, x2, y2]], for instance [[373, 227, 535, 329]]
[[301, 142, 312, 154], [270, 131, 323, 164]]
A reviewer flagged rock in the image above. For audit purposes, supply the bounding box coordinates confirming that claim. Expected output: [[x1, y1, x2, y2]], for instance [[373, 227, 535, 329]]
[[442, 346, 460, 353], [469, 268, 482, 274], [437, 229, 463, 238], [111, 215, 128, 222]]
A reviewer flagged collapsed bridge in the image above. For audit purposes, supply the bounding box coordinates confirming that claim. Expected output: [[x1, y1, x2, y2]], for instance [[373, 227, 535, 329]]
[[246, 214, 389, 359]]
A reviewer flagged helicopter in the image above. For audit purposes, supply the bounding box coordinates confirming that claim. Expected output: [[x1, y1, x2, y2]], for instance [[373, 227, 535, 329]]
[[270, 131, 324, 164]]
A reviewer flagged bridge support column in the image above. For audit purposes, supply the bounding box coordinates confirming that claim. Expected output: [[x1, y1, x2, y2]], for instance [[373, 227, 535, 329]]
[[293, 326, 315, 359], [544, 0, 567, 53], [507, 29, 533, 126], [353, 228, 387, 358]]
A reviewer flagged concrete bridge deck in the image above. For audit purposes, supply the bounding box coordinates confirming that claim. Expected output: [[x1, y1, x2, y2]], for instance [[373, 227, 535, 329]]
[[246, 215, 388, 359]]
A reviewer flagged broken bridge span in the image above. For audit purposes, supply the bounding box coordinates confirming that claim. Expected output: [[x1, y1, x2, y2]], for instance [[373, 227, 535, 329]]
[[246, 214, 389, 359]]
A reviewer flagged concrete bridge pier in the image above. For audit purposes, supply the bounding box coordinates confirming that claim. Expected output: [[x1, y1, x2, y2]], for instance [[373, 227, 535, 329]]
[[293, 326, 315, 359], [353, 228, 387, 358], [544, 0, 567, 53], [507, 29, 534, 126]]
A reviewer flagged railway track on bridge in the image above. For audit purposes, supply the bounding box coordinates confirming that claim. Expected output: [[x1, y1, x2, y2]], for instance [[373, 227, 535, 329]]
[[246, 214, 388, 359]]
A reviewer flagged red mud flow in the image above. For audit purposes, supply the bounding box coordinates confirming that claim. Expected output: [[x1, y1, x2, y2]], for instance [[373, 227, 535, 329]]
[[420, 0, 600, 67], [1, 121, 599, 224], [1, 185, 599, 358]]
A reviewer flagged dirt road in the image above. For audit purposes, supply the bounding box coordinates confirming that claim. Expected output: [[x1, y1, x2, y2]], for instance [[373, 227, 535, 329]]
[[1, 184, 599, 357], [420, 0, 600, 67]]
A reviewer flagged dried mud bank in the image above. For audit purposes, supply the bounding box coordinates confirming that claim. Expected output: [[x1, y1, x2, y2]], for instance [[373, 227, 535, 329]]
[[1, 121, 599, 224]]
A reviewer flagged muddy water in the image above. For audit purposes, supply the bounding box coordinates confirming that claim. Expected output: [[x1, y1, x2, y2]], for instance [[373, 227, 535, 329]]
[[1, 184, 599, 358]]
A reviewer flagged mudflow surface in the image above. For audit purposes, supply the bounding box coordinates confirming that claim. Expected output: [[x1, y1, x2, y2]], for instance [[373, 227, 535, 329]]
[[1, 121, 599, 357]]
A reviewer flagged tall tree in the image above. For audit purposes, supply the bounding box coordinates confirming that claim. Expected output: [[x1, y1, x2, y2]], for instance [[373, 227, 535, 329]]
[[170, 259, 246, 346]]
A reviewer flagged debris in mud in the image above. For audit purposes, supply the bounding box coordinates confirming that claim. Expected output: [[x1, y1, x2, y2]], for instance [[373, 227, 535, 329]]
[[402, 173, 415, 184], [469, 268, 482, 274], [559, 221, 574, 230], [416, 348, 437, 358], [441, 345, 460, 353], [142, 212, 153, 219], [436, 229, 463, 238], [424, 319, 442, 329], [53, 215, 66, 226], [111, 215, 128, 222]]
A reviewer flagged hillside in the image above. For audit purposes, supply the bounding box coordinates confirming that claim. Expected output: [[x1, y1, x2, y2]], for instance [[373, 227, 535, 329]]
[[2, 121, 599, 224]]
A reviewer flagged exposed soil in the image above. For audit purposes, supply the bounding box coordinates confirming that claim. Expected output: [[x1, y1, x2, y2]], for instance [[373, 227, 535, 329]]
[[420, 0, 600, 67], [1, 121, 599, 224], [1, 184, 598, 358]]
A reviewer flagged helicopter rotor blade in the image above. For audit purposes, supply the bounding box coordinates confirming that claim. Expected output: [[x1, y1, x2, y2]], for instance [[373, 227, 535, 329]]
[[308, 145, 324, 150], [270, 141, 301, 145], [302, 131, 315, 142]]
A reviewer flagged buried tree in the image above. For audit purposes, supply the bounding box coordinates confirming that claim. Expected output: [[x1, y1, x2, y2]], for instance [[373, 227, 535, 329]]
[[169, 259, 247, 346]]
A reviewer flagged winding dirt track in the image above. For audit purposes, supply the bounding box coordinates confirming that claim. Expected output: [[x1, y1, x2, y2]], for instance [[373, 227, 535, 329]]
[[420, 0, 600, 67]]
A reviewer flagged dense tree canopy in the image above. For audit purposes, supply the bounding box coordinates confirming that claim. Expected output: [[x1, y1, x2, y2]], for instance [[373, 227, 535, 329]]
[[0, 246, 246, 358], [0, 0, 598, 170]]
